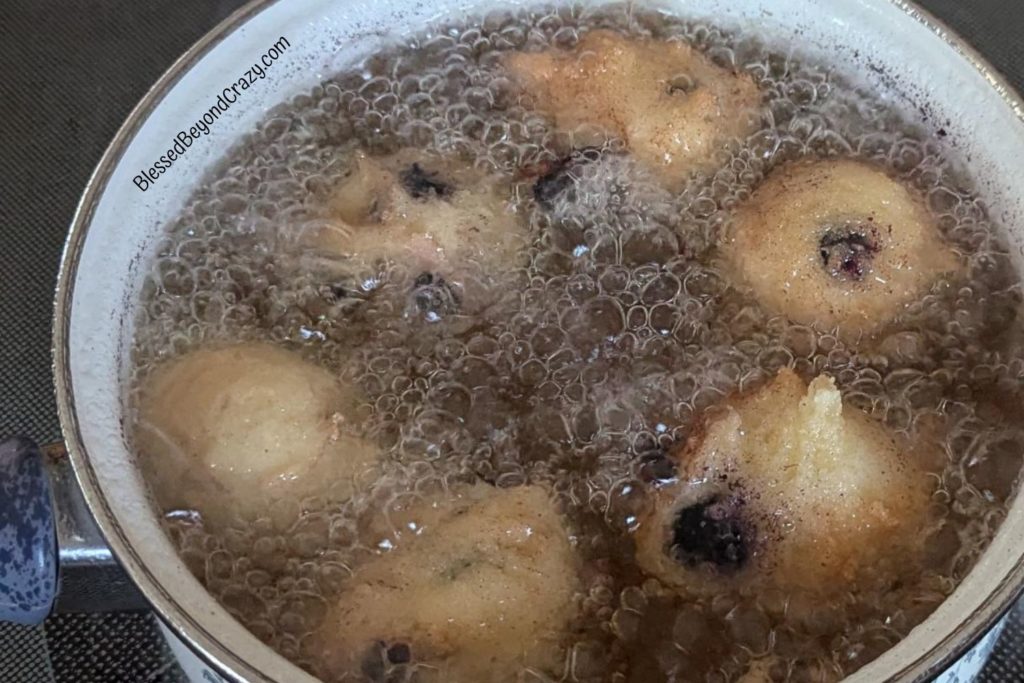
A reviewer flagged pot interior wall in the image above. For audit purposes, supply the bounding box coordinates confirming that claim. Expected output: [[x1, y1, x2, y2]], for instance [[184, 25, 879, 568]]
[[59, 1, 1024, 681]]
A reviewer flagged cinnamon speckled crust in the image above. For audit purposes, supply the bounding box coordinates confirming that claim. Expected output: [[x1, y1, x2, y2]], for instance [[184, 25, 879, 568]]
[[316, 484, 580, 683], [299, 150, 528, 280], [135, 343, 379, 529], [505, 30, 761, 188], [726, 159, 962, 340], [636, 368, 933, 597]]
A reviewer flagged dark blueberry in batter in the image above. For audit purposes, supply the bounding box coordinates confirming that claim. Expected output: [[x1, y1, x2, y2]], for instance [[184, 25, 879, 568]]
[[386, 642, 412, 665], [819, 224, 881, 282], [411, 271, 461, 320], [400, 163, 453, 200], [666, 73, 698, 95], [670, 495, 749, 570], [532, 147, 603, 209]]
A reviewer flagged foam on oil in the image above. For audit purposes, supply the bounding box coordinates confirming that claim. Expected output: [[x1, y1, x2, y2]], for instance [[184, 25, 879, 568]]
[[129, 4, 1024, 681]]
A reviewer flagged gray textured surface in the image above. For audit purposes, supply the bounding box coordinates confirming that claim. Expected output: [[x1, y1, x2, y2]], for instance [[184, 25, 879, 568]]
[[1, 0, 1023, 680]]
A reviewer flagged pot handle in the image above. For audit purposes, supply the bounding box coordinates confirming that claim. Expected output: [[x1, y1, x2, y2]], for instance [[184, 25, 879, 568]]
[[0, 436, 58, 625]]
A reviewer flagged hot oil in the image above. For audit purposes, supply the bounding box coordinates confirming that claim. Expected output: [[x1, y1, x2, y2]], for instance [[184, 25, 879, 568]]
[[129, 3, 1024, 682]]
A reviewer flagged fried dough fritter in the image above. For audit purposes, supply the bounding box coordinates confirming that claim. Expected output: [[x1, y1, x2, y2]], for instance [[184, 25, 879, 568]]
[[726, 159, 961, 340], [506, 30, 761, 187], [316, 484, 580, 682], [303, 151, 527, 280], [636, 368, 933, 597], [136, 343, 378, 528]]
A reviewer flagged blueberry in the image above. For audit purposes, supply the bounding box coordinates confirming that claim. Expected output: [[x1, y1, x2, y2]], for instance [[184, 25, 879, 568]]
[[386, 642, 411, 664], [670, 495, 749, 570], [819, 223, 881, 282], [400, 163, 453, 200]]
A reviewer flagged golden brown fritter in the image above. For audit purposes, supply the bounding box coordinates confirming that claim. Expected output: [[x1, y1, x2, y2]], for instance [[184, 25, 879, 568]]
[[726, 159, 961, 340], [315, 484, 580, 683], [635, 368, 933, 597], [135, 343, 379, 528], [506, 30, 761, 187]]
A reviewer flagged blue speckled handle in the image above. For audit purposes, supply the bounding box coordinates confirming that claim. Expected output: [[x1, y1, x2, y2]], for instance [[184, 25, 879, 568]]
[[0, 436, 58, 625]]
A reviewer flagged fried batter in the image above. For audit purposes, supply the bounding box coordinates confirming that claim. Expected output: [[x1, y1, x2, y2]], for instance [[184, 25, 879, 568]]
[[136, 343, 378, 528], [636, 368, 933, 596], [726, 159, 961, 340], [506, 30, 761, 187], [303, 150, 527, 280], [316, 484, 579, 682]]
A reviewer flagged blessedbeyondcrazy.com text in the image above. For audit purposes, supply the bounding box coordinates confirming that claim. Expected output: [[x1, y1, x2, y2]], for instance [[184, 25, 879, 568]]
[[133, 36, 291, 192]]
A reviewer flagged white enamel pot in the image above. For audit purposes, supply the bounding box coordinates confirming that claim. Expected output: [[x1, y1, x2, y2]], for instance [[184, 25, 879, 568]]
[[33, 0, 1024, 681]]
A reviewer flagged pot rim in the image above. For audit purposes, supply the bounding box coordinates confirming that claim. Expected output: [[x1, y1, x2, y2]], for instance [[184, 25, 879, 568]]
[[51, 1, 1024, 681]]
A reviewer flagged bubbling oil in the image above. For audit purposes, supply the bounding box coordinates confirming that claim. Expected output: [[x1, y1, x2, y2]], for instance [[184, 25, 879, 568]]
[[130, 3, 1024, 682]]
